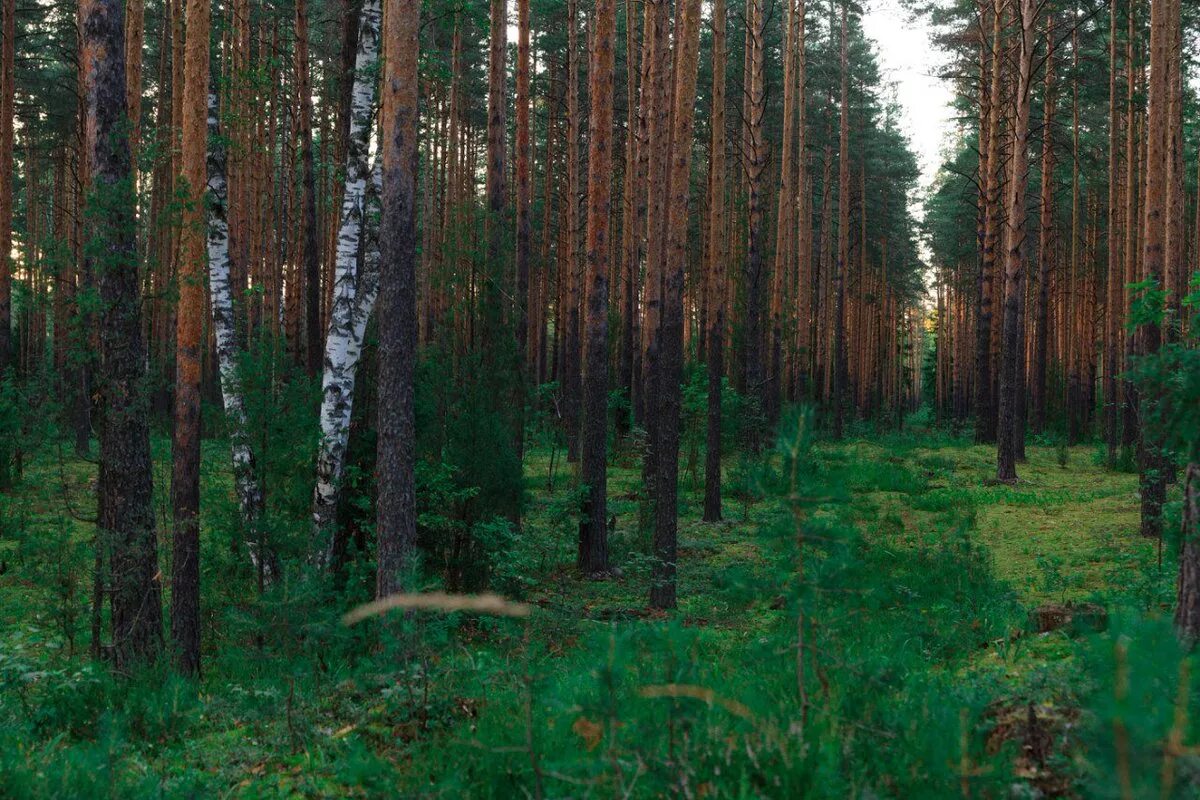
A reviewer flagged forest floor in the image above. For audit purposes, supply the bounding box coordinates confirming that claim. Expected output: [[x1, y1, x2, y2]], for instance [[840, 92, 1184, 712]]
[[0, 421, 1187, 797]]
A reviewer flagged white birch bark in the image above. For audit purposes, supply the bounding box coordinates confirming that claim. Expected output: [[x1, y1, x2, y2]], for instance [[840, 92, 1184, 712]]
[[206, 89, 277, 582], [312, 0, 383, 563]]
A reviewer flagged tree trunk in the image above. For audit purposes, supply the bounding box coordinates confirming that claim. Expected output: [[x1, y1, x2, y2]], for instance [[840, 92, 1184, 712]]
[[312, 0, 382, 562], [640, 0, 669, 479], [1176, 462, 1200, 639], [1138, 0, 1170, 539], [580, 0, 616, 576], [742, 0, 766, 427], [1032, 12, 1054, 436], [86, 0, 162, 669], [376, 0, 419, 599], [297, 0, 321, 375], [515, 0, 531, 458], [832, 0, 849, 440], [170, 0, 211, 676], [0, 0, 12, 371], [1104, 0, 1121, 461], [703, 0, 727, 524], [974, 1, 1003, 445], [650, 0, 702, 611], [996, 0, 1036, 484]]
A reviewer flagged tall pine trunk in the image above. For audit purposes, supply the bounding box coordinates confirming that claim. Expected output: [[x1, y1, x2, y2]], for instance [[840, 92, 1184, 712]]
[[650, 0, 702, 611], [0, 0, 12, 370], [703, 0, 727, 524], [1138, 0, 1170, 539], [297, 0, 321, 375], [376, 0, 419, 599], [86, 0, 162, 668], [580, 0, 616, 575], [171, 0, 211, 676], [832, 0, 849, 439], [996, 0, 1036, 484]]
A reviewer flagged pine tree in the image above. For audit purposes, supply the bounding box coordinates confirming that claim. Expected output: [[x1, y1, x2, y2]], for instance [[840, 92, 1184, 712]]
[[376, 0, 420, 599], [579, 0, 616, 576], [86, 0, 161, 668]]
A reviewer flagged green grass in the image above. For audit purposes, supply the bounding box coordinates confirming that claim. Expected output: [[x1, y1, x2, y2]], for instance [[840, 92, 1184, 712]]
[[0, 421, 1195, 797]]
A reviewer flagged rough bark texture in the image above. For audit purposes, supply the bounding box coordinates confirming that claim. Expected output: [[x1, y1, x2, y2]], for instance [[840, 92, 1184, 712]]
[[312, 0, 381, 563], [515, 0, 531, 459], [768, 0, 798, 421], [563, 0, 582, 462], [650, 0, 702, 611], [376, 0, 419, 599], [1176, 462, 1200, 640], [996, 0, 1036, 484], [703, 0, 727, 524], [0, 0, 12, 370], [974, 1, 1003, 445], [579, 0, 615, 576], [86, 0, 162, 669], [1139, 0, 1169, 540], [1032, 12, 1054, 436], [832, 0, 849, 440], [639, 0, 669, 467], [170, 0, 209, 676], [794, 0, 809, 399], [742, 0, 767, 421], [1104, 0, 1121, 460], [297, 0, 321, 376], [618, 0, 640, 436]]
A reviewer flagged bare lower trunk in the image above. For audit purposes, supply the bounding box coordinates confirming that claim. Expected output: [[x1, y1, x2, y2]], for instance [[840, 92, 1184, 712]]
[[171, 0, 210, 676], [650, 0, 702, 611], [86, 0, 162, 668], [703, 0, 727, 524], [996, 0, 1036, 484], [375, 0, 420, 598], [579, 0, 616, 576], [1176, 463, 1200, 639]]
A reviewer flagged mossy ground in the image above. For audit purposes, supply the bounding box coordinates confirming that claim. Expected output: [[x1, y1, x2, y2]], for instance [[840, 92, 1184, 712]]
[[0, 423, 1189, 797]]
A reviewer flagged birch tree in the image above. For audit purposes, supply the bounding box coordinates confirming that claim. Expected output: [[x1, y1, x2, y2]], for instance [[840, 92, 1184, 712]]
[[312, 0, 382, 563]]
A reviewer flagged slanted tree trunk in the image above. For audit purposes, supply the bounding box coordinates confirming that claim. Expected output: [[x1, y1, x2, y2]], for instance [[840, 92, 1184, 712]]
[[703, 0, 727, 524], [376, 0, 419, 599], [996, 0, 1036, 484], [649, 0, 702, 611], [86, 0, 162, 669], [579, 0, 616, 576], [312, 0, 381, 563], [205, 90, 271, 579]]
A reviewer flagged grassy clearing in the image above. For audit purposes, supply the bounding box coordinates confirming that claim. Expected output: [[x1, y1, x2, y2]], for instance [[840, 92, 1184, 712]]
[[0, 424, 1194, 797]]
